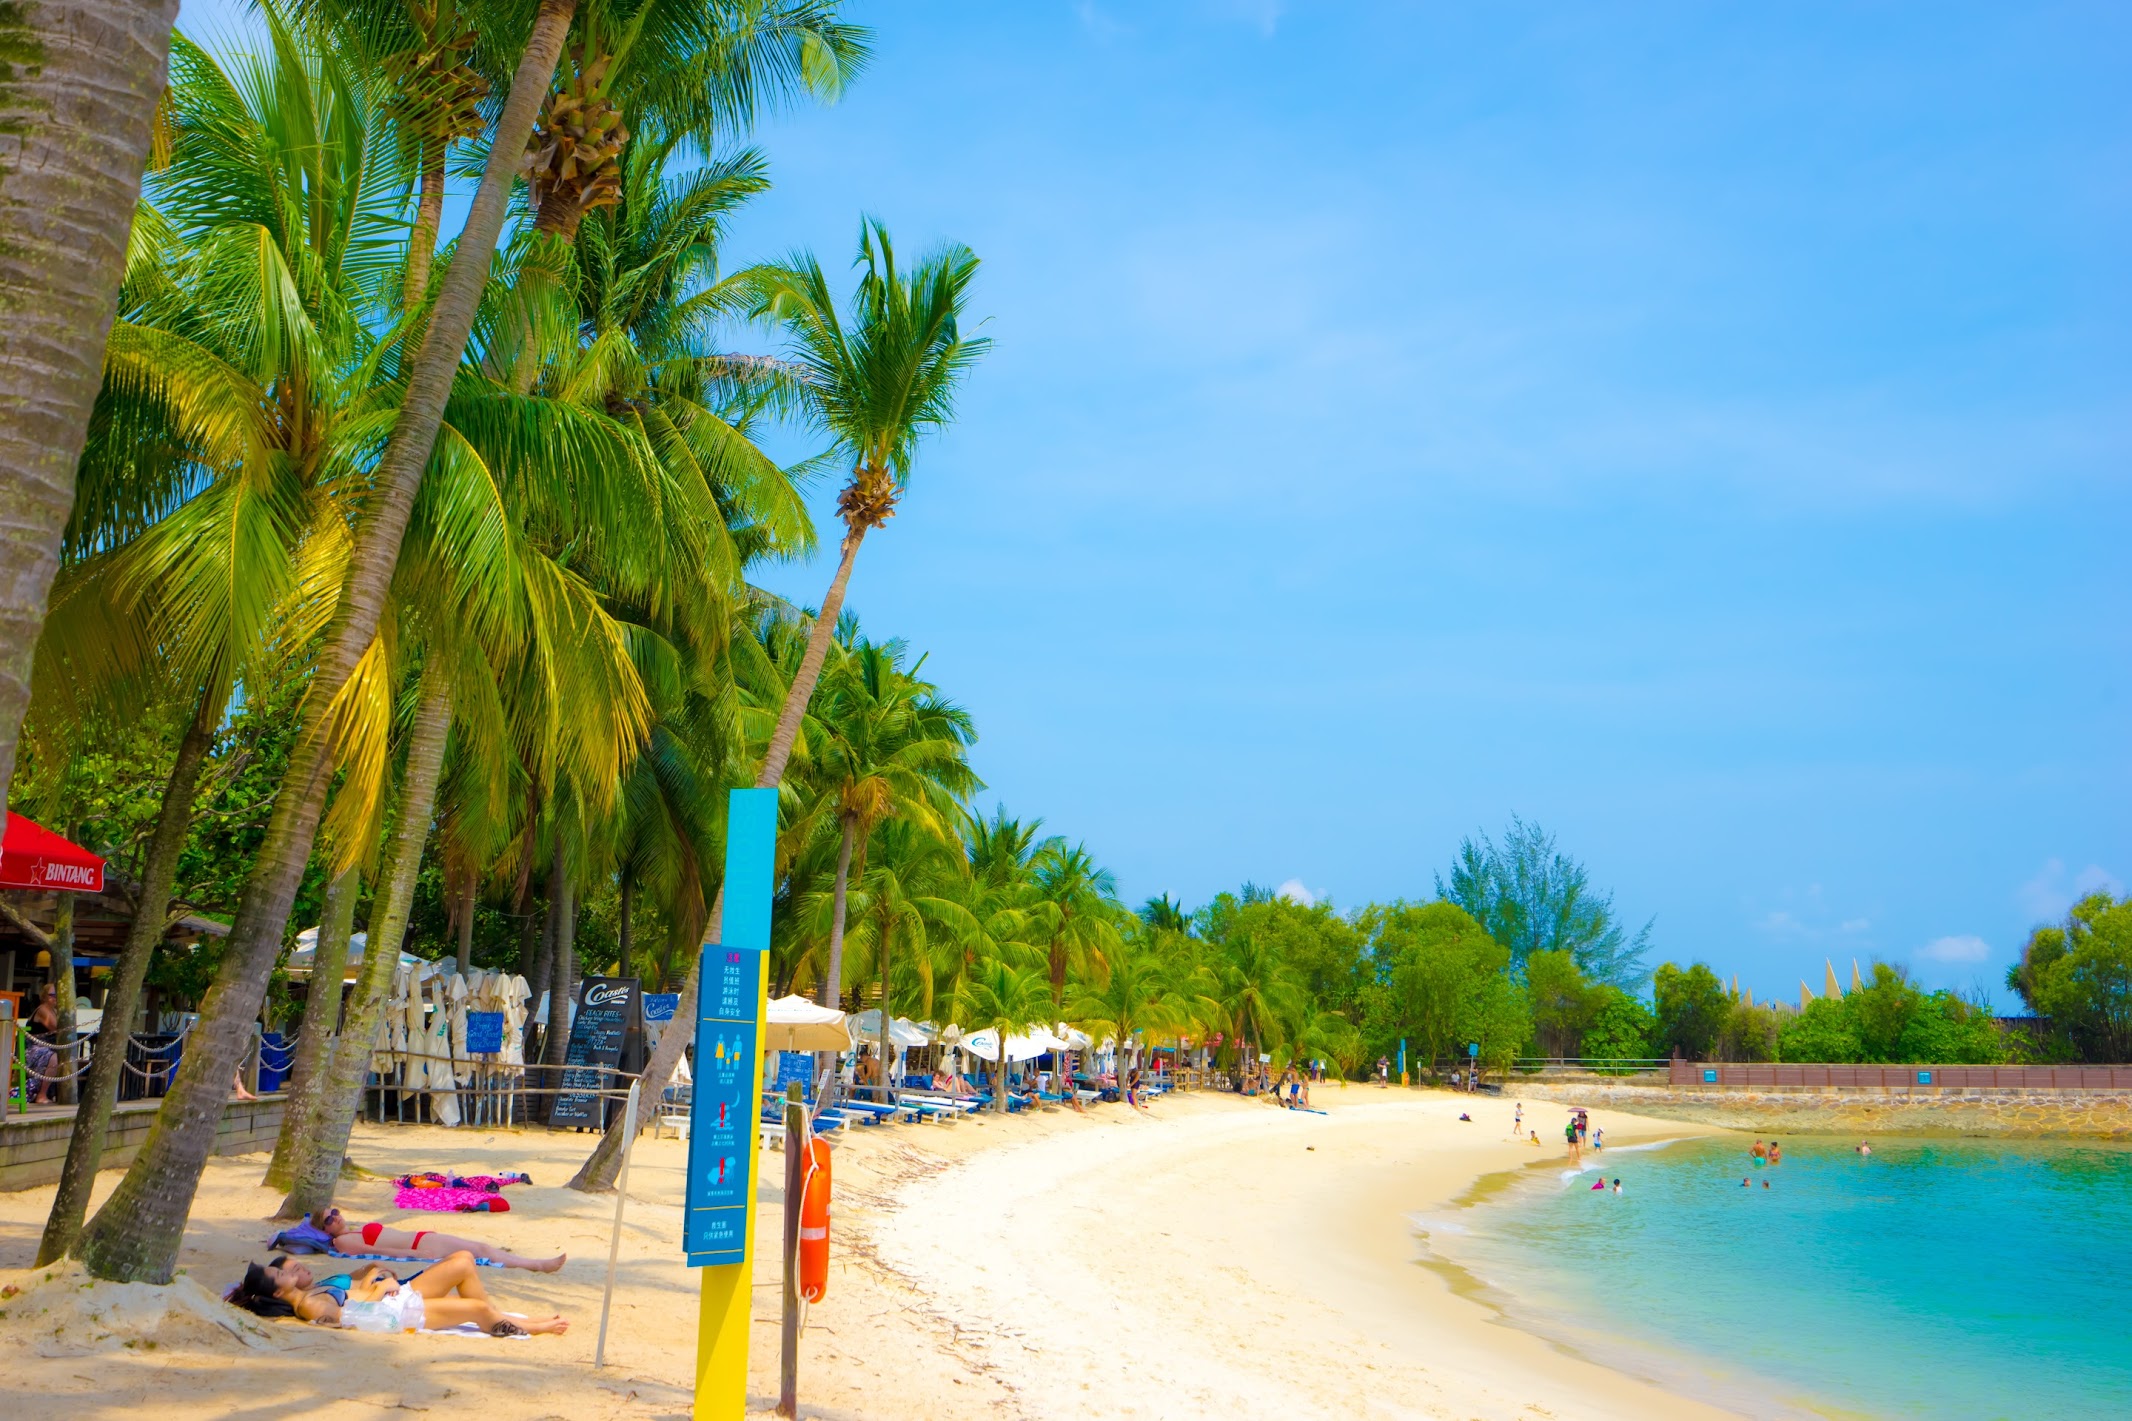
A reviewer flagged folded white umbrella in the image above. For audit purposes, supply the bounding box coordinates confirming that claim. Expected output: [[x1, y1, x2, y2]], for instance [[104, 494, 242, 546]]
[[850, 1008, 930, 1048], [760, 994, 853, 1053]]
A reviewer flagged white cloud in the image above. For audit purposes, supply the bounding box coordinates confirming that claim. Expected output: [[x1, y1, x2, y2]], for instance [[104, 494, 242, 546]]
[[1276, 878, 1317, 906], [1838, 918, 1872, 935], [2018, 860, 2123, 922], [1204, 0, 1284, 36], [1918, 935, 1991, 965]]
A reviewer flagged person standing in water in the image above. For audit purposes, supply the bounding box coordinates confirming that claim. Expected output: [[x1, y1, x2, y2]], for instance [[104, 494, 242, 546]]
[[1750, 1139, 1768, 1166], [1768, 1140, 1783, 1166], [1565, 1118, 1582, 1164]]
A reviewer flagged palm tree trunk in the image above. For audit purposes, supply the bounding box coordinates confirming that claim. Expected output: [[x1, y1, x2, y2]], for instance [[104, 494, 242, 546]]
[[0, 0, 182, 818], [74, 1, 574, 1281], [817, 815, 856, 1010], [455, 872, 475, 974], [567, 521, 871, 1192], [277, 676, 452, 1219], [405, 141, 445, 307], [524, 867, 557, 1061], [757, 528, 866, 788], [262, 864, 358, 1190], [616, 870, 633, 981], [877, 923, 892, 1101], [36, 683, 219, 1265], [539, 856, 575, 1124], [51, 893, 76, 1105]]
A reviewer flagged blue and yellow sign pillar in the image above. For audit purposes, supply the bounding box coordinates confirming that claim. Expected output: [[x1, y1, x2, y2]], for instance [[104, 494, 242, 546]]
[[684, 788, 779, 1418]]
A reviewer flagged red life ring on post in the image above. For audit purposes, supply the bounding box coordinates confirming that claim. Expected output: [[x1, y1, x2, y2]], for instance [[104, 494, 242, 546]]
[[798, 1136, 832, 1302]]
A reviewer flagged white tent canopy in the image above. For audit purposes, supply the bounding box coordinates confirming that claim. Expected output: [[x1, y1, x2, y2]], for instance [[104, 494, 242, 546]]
[[762, 994, 852, 1053], [850, 1009, 929, 1048]]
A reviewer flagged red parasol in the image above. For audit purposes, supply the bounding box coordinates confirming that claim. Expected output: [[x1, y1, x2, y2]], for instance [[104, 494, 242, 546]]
[[0, 812, 106, 894]]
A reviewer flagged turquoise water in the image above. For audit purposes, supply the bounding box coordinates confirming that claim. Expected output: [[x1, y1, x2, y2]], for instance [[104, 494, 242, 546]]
[[1426, 1133, 2132, 1420]]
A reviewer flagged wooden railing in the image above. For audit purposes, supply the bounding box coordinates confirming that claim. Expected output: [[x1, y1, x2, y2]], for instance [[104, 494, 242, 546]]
[[1668, 1062, 2132, 1089]]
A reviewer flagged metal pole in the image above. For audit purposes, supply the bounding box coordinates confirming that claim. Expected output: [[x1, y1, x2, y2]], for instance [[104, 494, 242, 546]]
[[594, 1077, 642, 1367], [776, 1082, 804, 1416]]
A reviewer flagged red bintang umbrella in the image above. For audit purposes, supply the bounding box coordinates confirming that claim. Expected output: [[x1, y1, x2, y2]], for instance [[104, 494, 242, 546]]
[[0, 812, 106, 894]]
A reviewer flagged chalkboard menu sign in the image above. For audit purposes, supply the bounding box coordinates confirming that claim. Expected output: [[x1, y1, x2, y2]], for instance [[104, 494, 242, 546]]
[[550, 976, 639, 1127]]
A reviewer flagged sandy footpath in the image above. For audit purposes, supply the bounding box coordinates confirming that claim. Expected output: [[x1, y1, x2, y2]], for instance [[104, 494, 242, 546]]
[[0, 1086, 1732, 1419]]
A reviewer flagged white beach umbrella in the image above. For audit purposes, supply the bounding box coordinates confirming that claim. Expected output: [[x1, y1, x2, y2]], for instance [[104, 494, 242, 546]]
[[959, 1028, 1050, 1063], [850, 1008, 929, 1048], [760, 994, 854, 1053]]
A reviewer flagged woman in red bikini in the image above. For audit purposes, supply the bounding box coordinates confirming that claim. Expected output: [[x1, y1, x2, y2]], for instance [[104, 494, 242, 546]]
[[302, 1206, 566, 1272]]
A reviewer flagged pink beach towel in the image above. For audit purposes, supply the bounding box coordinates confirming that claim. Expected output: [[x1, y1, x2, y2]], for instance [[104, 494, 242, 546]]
[[391, 1185, 515, 1212]]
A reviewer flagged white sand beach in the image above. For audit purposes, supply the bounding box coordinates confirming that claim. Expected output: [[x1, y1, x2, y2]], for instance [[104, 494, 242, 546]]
[[0, 1087, 1729, 1419]]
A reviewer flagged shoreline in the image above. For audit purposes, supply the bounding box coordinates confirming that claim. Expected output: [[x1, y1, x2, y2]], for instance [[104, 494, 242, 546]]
[[0, 1086, 1793, 1419], [862, 1086, 1740, 1419]]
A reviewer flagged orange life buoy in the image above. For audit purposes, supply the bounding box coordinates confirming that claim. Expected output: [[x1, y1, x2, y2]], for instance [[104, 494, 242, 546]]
[[797, 1136, 832, 1302]]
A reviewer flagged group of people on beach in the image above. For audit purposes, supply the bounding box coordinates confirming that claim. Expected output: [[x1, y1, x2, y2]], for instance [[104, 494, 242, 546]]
[[1237, 1059, 1310, 1108], [226, 1208, 570, 1338]]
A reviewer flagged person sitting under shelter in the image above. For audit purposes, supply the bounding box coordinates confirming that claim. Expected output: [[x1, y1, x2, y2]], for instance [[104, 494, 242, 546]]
[[273, 1206, 565, 1271], [229, 1252, 568, 1336]]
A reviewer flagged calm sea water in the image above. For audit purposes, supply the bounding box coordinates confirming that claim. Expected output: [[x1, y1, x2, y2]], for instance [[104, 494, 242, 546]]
[[1421, 1132, 2132, 1420]]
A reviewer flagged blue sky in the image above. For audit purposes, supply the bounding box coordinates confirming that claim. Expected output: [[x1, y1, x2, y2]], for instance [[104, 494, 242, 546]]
[[179, 1, 2131, 1003]]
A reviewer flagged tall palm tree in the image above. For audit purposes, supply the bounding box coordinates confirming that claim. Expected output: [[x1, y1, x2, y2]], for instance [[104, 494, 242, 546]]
[[569, 217, 989, 1191], [811, 818, 976, 1085], [738, 221, 989, 793], [804, 632, 976, 1014], [0, 0, 183, 816], [1029, 840, 1118, 1107], [39, 6, 409, 1261]]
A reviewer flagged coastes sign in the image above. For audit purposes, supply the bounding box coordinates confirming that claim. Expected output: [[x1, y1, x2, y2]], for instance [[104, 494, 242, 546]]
[[583, 981, 634, 1009], [0, 812, 105, 895]]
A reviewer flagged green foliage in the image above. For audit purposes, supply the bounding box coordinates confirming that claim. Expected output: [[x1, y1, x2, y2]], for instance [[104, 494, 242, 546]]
[[1773, 963, 2005, 1064], [1652, 961, 1728, 1059], [1437, 816, 1651, 987], [1364, 900, 1521, 1078], [1581, 987, 1653, 1064], [2010, 893, 2132, 1063]]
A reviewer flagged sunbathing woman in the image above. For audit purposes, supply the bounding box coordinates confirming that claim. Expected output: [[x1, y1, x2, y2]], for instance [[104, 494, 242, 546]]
[[279, 1205, 566, 1272], [230, 1251, 568, 1336]]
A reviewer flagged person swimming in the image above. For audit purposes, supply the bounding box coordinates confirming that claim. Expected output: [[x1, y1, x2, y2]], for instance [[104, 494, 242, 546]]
[[1591, 1178, 1605, 1190], [1611, 1178, 1622, 1194], [1856, 1140, 1873, 1156]]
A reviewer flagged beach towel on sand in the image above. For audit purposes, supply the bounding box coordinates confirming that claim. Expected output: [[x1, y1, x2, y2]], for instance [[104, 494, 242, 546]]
[[391, 1171, 531, 1214]]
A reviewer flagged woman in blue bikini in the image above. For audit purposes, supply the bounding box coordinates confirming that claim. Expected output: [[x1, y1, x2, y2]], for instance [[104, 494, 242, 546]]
[[230, 1252, 569, 1336]]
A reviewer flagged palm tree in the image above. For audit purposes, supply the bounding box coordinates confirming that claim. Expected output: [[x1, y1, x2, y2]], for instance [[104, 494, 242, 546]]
[[520, 0, 866, 243], [70, 0, 624, 1280], [39, 7, 410, 1259], [739, 220, 989, 791], [1026, 840, 1118, 1108], [1067, 940, 1197, 1102], [812, 818, 976, 1088], [0, 0, 184, 816], [804, 632, 977, 1014], [952, 958, 1051, 1116], [569, 217, 990, 1191]]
